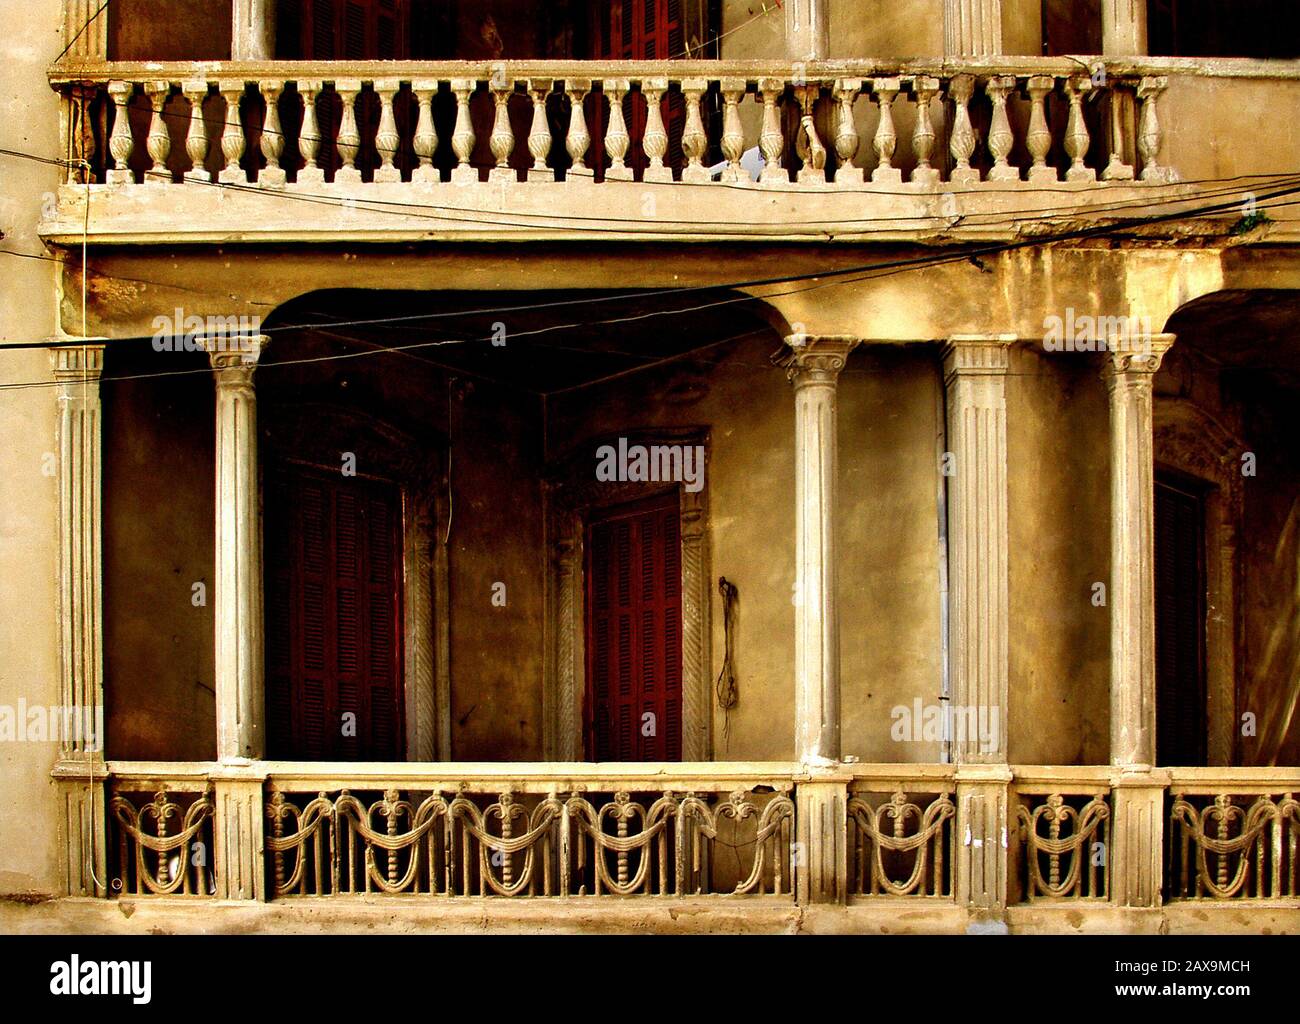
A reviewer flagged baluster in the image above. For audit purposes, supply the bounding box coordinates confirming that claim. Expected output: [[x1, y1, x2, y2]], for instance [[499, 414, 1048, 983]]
[[986, 75, 1018, 182], [1137, 76, 1172, 182], [488, 78, 516, 182], [910, 76, 940, 186], [334, 79, 362, 184], [758, 77, 787, 184], [218, 84, 247, 184], [1065, 76, 1096, 183], [948, 74, 979, 185], [640, 77, 672, 183], [296, 80, 324, 185], [832, 78, 862, 186], [602, 79, 632, 181], [1102, 82, 1136, 181], [65, 83, 96, 184], [870, 77, 902, 184], [680, 78, 710, 183], [106, 80, 135, 185], [373, 79, 401, 182], [564, 80, 591, 183], [144, 81, 172, 184], [1025, 75, 1055, 184], [795, 84, 826, 184], [719, 77, 747, 183], [526, 78, 553, 181], [411, 79, 439, 184], [182, 80, 209, 183], [259, 82, 286, 187]]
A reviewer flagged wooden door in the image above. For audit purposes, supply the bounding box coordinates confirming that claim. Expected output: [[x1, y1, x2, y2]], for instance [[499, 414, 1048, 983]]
[[584, 490, 683, 761], [1154, 473, 1208, 766], [265, 462, 406, 761]]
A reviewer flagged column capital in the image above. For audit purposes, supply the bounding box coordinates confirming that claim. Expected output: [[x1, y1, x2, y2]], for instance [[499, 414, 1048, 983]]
[[1103, 333, 1175, 378], [202, 334, 270, 376], [942, 333, 1016, 380], [50, 339, 107, 382], [784, 334, 859, 385]]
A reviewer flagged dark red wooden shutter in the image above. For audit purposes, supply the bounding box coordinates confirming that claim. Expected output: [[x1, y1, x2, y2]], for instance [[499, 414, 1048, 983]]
[[266, 463, 405, 761], [1154, 476, 1208, 766], [584, 490, 683, 761], [587, 1, 693, 178], [289, 0, 410, 59]]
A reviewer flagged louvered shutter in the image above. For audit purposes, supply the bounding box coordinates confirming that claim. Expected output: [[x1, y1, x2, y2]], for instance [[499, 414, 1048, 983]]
[[585, 491, 684, 761], [588, 1, 695, 178], [289, 0, 409, 59], [265, 464, 405, 761]]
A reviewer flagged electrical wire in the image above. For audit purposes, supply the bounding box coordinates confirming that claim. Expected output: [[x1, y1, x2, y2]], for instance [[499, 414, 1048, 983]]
[[1, 187, 1295, 393], [2, 171, 1291, 359]]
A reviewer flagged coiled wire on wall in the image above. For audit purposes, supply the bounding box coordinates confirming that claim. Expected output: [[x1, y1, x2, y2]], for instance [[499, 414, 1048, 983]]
[[715, 577, 739, 747]]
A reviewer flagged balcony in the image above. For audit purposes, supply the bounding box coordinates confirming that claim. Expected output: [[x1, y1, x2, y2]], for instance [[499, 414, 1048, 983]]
[[47, 759, 1299, 932], [41, 56, 1234, 247]]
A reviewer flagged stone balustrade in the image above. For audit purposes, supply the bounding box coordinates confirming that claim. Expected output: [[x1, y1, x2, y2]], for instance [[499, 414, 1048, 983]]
[[56, 760, 1298, 912], [50, 59, 1178, 190]]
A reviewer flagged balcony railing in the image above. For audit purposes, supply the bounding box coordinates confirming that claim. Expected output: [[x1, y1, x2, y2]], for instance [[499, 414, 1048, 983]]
[[262, 765, 795, 898], [50, 60, 1175, 188], [43, 58, 1199, 244], [1166, 769, 1300, 901], [65, 760, 1299, 914]]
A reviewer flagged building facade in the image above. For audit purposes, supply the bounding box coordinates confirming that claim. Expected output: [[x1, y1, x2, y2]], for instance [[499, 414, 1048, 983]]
[[1, 0, 1298, 933]]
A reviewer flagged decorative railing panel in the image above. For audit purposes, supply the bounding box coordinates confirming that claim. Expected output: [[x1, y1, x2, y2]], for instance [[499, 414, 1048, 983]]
[[1167, 775, 1300, 901], [108, 782, 216, 897], [1011, 770, 1111, 902], [264, 772, 794, 899], [49, 59, 1177, 191], [847, 768, 956, 898]]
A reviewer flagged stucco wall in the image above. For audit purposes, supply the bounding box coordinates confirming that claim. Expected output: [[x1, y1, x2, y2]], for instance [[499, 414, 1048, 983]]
[[0, 0, 64, 897], [101, 344, 216, 761]]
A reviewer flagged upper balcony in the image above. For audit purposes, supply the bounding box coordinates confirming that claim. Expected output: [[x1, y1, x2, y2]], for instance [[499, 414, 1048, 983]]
[[37, 1, 1300, 246]]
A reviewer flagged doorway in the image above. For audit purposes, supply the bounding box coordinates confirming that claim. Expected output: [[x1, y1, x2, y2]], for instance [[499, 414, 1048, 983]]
[[1154, 471, 1209, 766], [265, 461, 406, 760], [583, 489, 684, 761]]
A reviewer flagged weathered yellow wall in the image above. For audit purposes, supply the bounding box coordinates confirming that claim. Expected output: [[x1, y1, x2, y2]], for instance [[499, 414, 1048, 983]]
[[447, 381, 547, 761], [1006, 345, 1111, 765], [101, 346, 215, 761], [0, 0, 64, 897]]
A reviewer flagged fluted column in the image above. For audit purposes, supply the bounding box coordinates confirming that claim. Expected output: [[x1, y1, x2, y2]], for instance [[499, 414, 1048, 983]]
[[204, 335, 269, 762], [52, 341, 108, 759], [784, 0, 829, 60], [52, 341, 108, 896], [943, 335, 1013, 764], [231, 0, 275, 60], [1105, 334, 1175, 768], [1102, 0, 1147, 55], [945, 335, 1014, 921], [944, 0, 1003, 56], [787, 335, 857, 765]]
